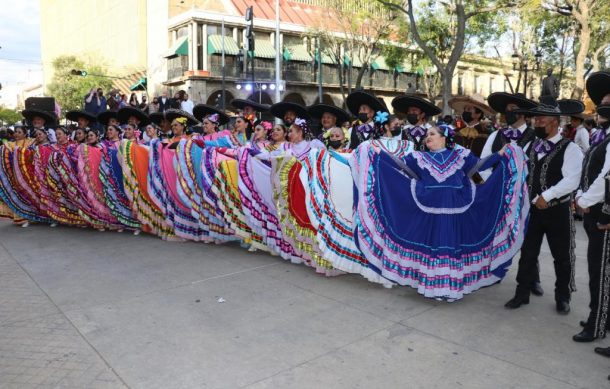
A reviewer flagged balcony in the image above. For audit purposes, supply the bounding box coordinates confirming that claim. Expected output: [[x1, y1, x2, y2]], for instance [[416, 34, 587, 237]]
[[167, 56, 189, 80]]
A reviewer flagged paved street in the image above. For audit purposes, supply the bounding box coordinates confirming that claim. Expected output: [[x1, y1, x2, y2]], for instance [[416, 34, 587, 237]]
[[0, 219, 607, 389]]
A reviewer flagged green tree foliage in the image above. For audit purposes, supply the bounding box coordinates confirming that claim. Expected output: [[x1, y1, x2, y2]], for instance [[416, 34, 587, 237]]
[[378, 0, 514, 113], [46, 55, 113, 113], [0, 107, 22, 125]]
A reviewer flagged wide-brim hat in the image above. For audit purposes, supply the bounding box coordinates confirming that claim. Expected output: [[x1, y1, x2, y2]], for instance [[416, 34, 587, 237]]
[[66, 110, 96, 124], [192, 104, 230, 125], [96, 111, 118, 126], [117, 107, 150, 126], [307, 103, 351, 124], [487, 92, 538, 113], [586, 71, 610, 106], [269, 102, 310, 120], [148, 112, 166, 125], [597, 105, 610, 119], [449, 94, 495, 116], [346, 91, 387, 116], [164, 109, 200, 127], [21, 109, 56, 126], [230, 98, 270, 112], [517, 96, 584, 117], [391, 94, 441, 117]]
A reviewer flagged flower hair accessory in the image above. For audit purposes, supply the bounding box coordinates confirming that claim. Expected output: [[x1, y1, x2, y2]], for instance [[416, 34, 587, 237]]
[[261, 121, 273, 131], [293, 117, 312, 139], [205, 114, 219, 125], [374, 111, 389, 125], [438, 124, 455, 138], [175, 117, 188, 125]]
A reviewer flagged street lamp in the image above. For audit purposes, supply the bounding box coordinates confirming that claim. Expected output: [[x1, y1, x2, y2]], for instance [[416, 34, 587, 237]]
[[511, 49, 542, 97]]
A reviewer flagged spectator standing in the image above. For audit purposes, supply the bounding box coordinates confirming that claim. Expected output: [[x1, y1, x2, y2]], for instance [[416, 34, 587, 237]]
[[157, 90, 172, 112], [107, 89, 120, 111], [181, 92, 194, 114], [139, 95, 149, 114], [129, 93, 139, 108], [149, 97, 160, 114]]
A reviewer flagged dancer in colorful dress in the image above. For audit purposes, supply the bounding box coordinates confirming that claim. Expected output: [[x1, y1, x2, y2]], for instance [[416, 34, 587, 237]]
[[351, 124, 530, 300]]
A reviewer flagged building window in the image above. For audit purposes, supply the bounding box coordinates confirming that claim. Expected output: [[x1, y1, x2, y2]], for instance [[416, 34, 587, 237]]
[[206, 24, 232, 37], [177, 26, 188, 38], [474, 75, 480, 94], [489, 76, 494, 94], [458, 73, 463, 95]]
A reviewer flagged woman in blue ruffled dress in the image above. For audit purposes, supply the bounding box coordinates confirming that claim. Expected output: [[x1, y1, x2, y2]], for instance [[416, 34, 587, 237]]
[[350, 124, 530, 301]]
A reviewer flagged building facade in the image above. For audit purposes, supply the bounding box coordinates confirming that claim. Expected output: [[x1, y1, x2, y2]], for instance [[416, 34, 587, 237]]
[[39, 0, 557, 112]]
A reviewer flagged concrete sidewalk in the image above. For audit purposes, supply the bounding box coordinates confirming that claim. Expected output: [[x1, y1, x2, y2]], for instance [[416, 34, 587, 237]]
[[0, 220, 607, 388]]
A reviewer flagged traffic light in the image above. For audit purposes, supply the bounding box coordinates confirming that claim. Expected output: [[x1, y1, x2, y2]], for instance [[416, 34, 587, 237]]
[[70, 69, 88, 77]]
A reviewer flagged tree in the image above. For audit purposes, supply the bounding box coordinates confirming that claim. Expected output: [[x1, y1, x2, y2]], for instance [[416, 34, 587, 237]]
[[46, 55, 114, 113], [0, 107, 22, 125], [543, 0, 605, 98], [378, 0, 513, 114], [309, 0, 396, 105]]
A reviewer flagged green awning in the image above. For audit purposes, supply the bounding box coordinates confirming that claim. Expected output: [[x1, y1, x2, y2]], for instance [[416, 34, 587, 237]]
[[343, 54, 363, 67], [248, 39, 276, 59], [396, 60, 413, 73], [130, 77, 147, 91], [371, 57, 390, 71], [283, 44, 312, 62], [315, 49, 337, 64], [165, 36, 189, 58], [208, 34, 240, 55]]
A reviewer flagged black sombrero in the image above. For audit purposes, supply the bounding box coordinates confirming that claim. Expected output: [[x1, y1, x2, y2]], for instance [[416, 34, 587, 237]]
[[148, 112, 167, 126], [517, 95, 584, 117], [164, 109, 200, 127], [269, 102, 310, 121], [96, 111, 118, 126], [21, 109, 56, 126], [597, 105, 610, 119], [346, 90, 387, 116], [487, 92, 538, 113], [307, 103, 351, 124], [117, 107, 150, 126], [230, 98, 270, 112], [192, 104, 230, 125], [391, 94, 441, 117], [586, 71, 610, 106], [66, 110, 97, 124]]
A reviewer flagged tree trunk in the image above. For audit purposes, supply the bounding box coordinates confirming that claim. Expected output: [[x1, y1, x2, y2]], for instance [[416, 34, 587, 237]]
[[355, 66, 367, 90], [571, 2, 591, 99], [441, 68, 453, 114]]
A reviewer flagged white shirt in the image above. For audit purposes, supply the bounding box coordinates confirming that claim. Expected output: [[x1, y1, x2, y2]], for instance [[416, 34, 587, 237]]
[[574, 125, 590, 153], [479, 123, 530, 180], [577, 128, 610, 208], [535, 133, 583, 202], [181, 100, 194, 115]]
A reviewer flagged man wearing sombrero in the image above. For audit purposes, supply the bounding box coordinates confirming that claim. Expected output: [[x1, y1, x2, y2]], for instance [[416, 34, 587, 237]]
[[449, 94, 495, 156], [307, 103, 351, 148], [269, 101, 310, 128], [563, 111, 590, 153], [481, 92, 542, 294], [66, 110, 97, 139], [230, 98, 269, 124], [505, 96, 584, 316], [574, 71, 610, 344], [21, 108, 57, 144], [345, 90, 387, 149], [391, 94, 441, 151]]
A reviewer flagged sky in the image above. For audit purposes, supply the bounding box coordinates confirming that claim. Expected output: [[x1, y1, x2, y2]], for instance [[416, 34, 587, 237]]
[[0, 0, 43, 107]]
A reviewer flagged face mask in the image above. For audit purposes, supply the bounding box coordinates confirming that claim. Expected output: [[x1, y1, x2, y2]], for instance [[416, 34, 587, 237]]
[[534, 126, 547, 139], [390, 127, 402, 137], [327, 139, 343, 149], [358, 113, 369, 123], [406, 114, 419, 125], [284, 118, 293, 126], [505, 111, 518, 126], [462, 112, 473, 123]]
